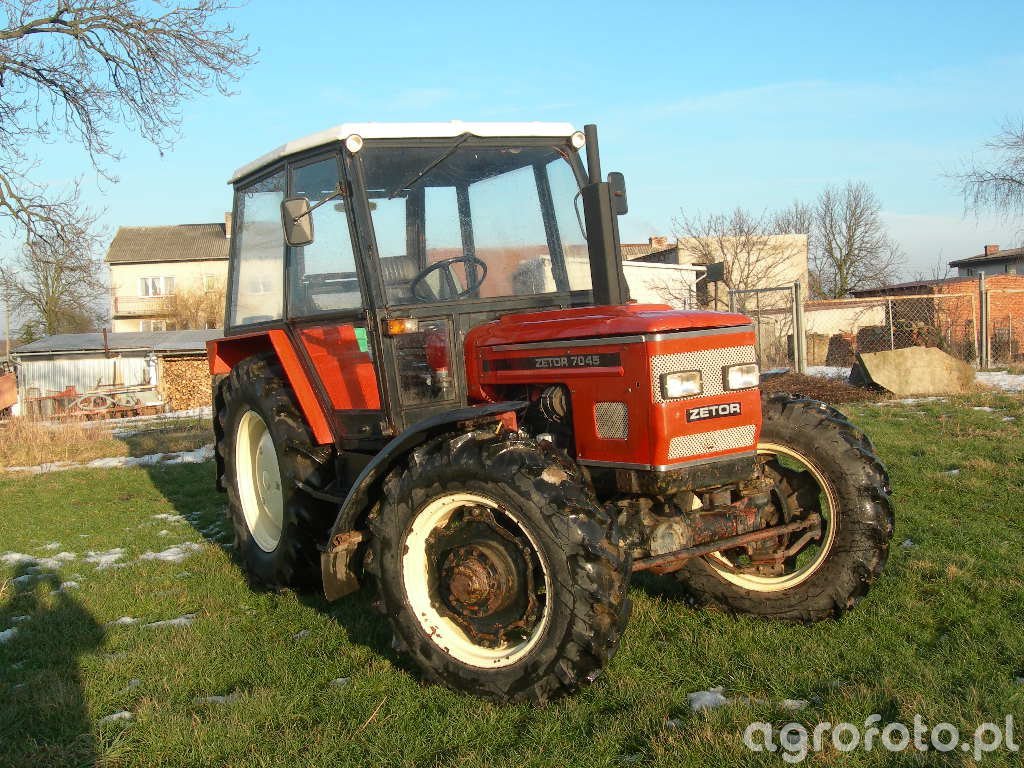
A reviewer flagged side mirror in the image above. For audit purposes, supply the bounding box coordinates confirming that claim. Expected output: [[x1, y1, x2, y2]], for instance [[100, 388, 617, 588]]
[[607, 172, 628, 216], [281, 196, 314, 247]]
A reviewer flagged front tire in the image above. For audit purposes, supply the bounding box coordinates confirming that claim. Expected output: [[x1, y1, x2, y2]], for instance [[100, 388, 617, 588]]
[[676, 394, 893, 621], [216, 353, 338, 589], [366, 431, 631, 704]]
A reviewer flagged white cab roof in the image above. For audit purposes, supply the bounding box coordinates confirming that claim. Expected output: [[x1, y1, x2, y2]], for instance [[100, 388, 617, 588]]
[[229, 121, 578, 183]]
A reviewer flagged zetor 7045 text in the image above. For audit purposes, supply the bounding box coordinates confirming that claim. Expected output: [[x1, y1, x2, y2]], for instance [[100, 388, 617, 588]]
[[207, 122, 893, 704]]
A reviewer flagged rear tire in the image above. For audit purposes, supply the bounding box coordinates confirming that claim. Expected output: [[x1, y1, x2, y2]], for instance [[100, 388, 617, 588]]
[[675, 394, 893, 621], [365, 431, 631, 704], [216, 353, 338, 589]]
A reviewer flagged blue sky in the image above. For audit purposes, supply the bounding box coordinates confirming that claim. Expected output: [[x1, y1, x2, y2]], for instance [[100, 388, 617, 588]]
[[25, 0, 1024, 274]]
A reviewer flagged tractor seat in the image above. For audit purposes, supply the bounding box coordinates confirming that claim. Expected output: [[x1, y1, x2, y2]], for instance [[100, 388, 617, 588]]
[[379, 255, 418, 303]]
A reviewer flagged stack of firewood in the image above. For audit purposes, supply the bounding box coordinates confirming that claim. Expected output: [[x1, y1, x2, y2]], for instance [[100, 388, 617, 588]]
[[158, 356, 212, 411]]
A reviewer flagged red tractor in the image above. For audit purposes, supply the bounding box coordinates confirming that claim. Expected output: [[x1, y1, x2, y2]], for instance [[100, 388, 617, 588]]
[[208, 122, 893, 703]]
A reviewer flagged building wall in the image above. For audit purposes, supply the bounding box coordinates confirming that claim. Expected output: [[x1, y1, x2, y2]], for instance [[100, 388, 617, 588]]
[[109, 259, 228, 332], [956, 257, 1024, 277]]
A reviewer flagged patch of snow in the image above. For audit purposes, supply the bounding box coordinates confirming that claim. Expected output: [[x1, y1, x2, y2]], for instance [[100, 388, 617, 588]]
[[805, 366, 851, 380], [972, 406, 997, 412], [330, 677, 350, 688], [900, 539, 916, 549], [124, 678, 141, 691], [1015, 677, 1024, 685], [41, 542, 61, 551], [976, 370, 1024, 392], [85, 548, 126, 569], [3, 443, 215, 475], [143, 613, 196, 629], [11, 615, 29, 623], [664, 718, 682, 730], [98, 711, 133, 724], [157, 530, 170, 537], [688, 687, 729, 712], [293, 630, 310, 640], [138, 543, 202, 564], [196, 692, 239, 705], [152, 513, 186, 523], [107, 616, 140, 626], [780, 699, 809, 711], [58, 581, 79, 590], [1, 552, 34, 567], [943, 469, 961, 477], [0, 627, 17, 643]]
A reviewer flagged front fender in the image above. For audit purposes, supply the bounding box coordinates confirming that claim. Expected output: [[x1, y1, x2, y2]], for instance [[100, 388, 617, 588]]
[[321, 401, 527, 600]]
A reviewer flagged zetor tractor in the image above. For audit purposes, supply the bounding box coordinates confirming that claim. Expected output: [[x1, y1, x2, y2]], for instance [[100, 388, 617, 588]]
[[208, 122, 893, 703]]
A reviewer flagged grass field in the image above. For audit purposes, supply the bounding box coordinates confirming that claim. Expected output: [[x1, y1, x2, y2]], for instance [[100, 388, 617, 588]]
[[1, 395, 1023, 767]]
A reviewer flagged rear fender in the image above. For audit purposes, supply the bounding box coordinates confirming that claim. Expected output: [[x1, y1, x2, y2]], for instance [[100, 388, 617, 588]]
[[321, 401, 527, 601], [207, 330, 333, 445]]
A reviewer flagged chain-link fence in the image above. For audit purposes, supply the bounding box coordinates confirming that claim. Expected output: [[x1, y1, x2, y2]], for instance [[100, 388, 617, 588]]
[[802, 292, 979, 367], [728, 281, 991, 372]]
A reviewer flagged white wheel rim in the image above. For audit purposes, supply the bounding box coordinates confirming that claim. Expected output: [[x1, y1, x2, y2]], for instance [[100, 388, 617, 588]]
[[235, 409, 285, 553], [402, 492, 551, 668], [704, 441, 838, 592]]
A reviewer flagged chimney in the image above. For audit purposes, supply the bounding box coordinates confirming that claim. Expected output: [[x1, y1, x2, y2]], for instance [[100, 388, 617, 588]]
[[224, 212, 233, 239], [649, 235, 670, 250], [984, 244, 1000, 256]]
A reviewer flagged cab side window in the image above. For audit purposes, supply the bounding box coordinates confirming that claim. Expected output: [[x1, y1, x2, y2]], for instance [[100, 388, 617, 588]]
[[288, 157, 363, 315], [229, 171, 286, 326]]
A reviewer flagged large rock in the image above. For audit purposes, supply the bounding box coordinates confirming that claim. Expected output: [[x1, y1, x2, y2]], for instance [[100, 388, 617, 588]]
[[850, 347, 974, 396]]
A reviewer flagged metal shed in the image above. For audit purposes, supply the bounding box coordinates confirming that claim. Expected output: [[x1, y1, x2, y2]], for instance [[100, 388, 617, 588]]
[[12, 330, 221, 414]]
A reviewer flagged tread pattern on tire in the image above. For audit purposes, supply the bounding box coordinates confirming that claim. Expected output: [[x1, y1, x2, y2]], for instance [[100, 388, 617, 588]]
[[676, 392, 894, 621], [364, 429, 632, 704], [215, 352, 338, 589]]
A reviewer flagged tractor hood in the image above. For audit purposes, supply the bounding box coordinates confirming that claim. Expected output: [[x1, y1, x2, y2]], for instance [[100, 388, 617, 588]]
[[465, 304, 752, 348]]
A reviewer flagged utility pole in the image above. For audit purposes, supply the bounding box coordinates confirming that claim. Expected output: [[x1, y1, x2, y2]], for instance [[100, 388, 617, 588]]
[[3, 291, 10, 364]]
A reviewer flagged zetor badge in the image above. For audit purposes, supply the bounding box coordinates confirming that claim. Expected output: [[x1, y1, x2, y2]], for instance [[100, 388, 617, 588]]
[[208, 121, 894, 704]]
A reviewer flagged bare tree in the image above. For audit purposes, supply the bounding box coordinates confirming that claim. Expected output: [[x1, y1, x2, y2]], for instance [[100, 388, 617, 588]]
[[772, 199, 814, 235], [954, 119, 1024, 224], [163, 279, 225, 329], [0, 1, 254, 241], [0, 211, 106, 341], [670, 207, 800, 309], [812, 182, 901, 298]]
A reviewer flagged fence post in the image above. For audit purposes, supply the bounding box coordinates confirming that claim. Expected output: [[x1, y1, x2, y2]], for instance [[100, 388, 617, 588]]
[[792, 280, 806, 374], [887, 297, 895, 351], [978, 274, 988, 369]]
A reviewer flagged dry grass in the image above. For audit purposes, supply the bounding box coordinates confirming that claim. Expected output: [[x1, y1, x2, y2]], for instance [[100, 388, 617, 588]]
[[0, 417, 213, 468]]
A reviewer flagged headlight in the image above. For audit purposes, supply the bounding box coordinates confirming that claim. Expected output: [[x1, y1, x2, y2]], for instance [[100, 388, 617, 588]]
[[725, 363, 759, 390], [661, 370, 702, 399]]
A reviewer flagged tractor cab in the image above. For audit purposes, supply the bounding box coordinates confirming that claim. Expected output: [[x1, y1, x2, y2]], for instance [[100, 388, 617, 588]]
[[222, 122, 631, 438]]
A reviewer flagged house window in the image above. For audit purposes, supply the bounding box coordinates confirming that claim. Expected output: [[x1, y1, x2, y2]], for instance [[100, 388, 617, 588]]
[[203, 274, 219, 292], [139, 319, 168, 332], [139, 276, 176, 297]]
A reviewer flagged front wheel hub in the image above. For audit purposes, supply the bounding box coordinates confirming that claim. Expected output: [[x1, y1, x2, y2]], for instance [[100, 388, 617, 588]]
[[426, 507, 540, 649]]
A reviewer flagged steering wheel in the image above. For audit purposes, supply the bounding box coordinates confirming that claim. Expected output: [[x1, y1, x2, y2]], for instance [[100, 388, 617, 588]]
[[410, 255, 488, 302]]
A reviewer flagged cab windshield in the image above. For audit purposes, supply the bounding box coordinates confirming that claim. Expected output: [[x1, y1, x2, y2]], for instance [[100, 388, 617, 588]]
[[359, 140, 591, 305]]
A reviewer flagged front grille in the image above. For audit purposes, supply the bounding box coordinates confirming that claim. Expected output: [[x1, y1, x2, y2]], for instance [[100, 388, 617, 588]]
[[667, 424, 757, 460], [594, 402, 629, 439], [651, 345, 757, 403]]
